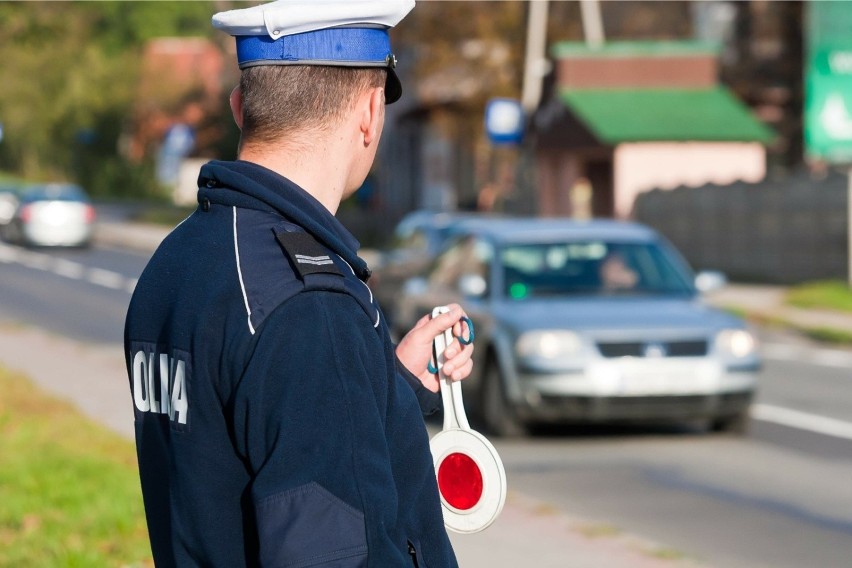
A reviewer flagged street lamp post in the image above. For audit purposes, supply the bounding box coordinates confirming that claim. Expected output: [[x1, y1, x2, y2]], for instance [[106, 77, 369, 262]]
[[521, 0, 549, 114], [580, 0, 605, 48]]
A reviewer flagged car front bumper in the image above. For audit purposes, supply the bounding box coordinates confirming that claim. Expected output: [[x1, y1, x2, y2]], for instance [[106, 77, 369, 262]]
[[513, 358, 757, 423]]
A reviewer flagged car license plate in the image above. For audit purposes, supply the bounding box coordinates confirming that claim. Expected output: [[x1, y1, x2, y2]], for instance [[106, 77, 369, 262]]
[[617, 361, 717, 396]]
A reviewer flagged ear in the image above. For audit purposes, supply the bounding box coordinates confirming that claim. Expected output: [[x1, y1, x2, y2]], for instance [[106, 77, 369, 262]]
[[229, 86, 244, 130], [360, 87, 385, 146]]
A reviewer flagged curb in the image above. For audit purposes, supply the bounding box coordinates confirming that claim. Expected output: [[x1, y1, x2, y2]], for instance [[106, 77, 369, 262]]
[[704, 289, 852, 346]]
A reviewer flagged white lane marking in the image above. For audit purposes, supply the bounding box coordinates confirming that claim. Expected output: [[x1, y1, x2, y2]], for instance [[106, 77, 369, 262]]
[[0, 242, 136, 293], [87, 267, 126, 290], [19, 251, 52, 270], [752, 403, 852, 441], [53, 259, 85, 280]]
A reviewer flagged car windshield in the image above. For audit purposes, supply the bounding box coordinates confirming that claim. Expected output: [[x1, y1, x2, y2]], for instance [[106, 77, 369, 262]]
[[500, 240, 695, 299]]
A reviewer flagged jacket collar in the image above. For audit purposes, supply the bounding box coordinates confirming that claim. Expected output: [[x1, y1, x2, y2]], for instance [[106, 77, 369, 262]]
[[198, 160, 371, 280]]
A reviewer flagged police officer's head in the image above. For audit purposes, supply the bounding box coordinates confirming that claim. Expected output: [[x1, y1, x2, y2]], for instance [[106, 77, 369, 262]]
[[214, 1, 414, 153]]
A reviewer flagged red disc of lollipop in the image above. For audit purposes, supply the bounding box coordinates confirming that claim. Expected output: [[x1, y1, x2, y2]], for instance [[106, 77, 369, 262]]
[[438, 452, 484, 510]]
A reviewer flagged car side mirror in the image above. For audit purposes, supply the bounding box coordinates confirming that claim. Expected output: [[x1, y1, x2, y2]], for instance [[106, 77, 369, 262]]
[[458, 274, 487, 298], [695, 270, 727, 294]]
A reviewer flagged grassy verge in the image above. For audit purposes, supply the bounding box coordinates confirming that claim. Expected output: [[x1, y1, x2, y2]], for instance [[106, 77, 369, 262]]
[[798, 326, 852, 345], [786, 280, 852, 313], [0, 368, 152, 567], [721, 304, 852, 345], [781, 280, 852, 344]]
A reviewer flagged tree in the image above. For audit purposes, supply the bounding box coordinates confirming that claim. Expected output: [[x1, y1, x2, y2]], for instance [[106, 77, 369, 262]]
[[0, 1, 216, 197]]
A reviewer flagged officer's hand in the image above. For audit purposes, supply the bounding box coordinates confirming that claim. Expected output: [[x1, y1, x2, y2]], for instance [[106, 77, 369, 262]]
[[396, 304, 474, 393]]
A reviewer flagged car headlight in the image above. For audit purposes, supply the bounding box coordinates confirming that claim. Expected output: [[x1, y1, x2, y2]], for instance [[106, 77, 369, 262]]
[[715, 329, 757, 358], [516, 330, 583, 359]]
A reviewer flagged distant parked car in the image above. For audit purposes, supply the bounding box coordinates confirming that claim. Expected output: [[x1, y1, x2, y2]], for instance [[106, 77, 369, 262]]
[[393, 218, 760, 436], [370, 210, 484, 327], [2, 183, 96, 247], [0, 184, 22, 228]]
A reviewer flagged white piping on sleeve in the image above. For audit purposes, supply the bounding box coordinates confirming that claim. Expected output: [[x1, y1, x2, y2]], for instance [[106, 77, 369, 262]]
[[233, 207, 256, 335]]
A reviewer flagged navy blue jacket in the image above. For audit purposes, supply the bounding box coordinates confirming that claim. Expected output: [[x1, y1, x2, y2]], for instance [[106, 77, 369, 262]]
[[125, 160, 457, 567]]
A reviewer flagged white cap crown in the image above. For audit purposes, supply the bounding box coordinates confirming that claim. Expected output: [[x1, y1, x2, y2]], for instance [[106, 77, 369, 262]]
[[213, 0, 415, 38]]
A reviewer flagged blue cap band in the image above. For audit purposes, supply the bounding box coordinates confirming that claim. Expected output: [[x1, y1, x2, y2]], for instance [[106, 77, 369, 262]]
[[236, 27, 393, 69]]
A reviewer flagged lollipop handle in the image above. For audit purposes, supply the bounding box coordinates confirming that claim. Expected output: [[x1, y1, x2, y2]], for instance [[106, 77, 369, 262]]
[[432, 306, 471, 431]]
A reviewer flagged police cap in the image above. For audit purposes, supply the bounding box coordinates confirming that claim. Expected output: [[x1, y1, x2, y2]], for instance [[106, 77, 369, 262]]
[[212, 0, 415, 104]]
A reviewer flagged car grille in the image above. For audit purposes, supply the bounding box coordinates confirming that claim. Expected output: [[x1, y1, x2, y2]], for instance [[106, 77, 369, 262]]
[[596, 340, 708, 358]]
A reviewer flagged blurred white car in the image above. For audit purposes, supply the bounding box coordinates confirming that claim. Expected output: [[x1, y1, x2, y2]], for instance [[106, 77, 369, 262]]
[[3, 183, 96, 247], [394, 218, 760, 436]]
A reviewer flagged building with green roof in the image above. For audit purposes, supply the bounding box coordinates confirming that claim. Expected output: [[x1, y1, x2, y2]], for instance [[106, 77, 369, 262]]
[[531, 40, 774, 218]]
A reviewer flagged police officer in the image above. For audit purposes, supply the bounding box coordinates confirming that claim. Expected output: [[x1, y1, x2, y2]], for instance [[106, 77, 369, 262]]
[[124, 1, 474, 565]]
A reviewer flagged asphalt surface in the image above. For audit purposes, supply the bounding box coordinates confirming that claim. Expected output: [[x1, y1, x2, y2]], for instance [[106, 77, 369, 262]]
[[5, 216, 852, 566]]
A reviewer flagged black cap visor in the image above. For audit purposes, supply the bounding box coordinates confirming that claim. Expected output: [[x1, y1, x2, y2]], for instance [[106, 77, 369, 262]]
[[385, 67, 402, 104]]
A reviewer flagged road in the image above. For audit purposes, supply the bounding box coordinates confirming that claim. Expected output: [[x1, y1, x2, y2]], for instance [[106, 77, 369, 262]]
[[2, 240, 852, 567], [0, 240, 144, 343]]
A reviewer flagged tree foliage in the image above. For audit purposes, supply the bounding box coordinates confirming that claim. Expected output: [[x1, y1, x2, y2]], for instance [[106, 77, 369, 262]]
[[0, 1, 701, 199], [0, 1, 216, 197]]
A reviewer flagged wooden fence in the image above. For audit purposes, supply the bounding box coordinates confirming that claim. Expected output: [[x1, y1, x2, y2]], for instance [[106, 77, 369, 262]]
[[633, 170, 848, 284]]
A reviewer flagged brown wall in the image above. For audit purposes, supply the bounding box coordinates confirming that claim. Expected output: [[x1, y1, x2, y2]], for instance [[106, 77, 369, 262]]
[[556, 55, 718, 90]]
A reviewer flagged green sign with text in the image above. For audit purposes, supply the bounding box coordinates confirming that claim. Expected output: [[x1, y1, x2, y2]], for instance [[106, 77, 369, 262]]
[[805, 3, 852, 163]]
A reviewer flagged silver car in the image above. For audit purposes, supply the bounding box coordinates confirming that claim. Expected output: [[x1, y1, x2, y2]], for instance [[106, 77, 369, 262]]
[[3, 183, 96, 247], [371, 210, 485, 327], [393, 218, 759, 436]]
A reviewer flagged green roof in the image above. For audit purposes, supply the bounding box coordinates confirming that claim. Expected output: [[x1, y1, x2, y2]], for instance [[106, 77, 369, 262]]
[[551, 40, 719, 59], [559, 87, 774, 144]]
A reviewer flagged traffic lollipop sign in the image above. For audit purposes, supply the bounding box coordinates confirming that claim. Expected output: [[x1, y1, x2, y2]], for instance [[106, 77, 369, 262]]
[[429, 306, 507, 534]]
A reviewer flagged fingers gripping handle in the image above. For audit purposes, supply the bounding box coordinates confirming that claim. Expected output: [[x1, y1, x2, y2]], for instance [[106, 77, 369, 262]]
[[431, 306, 470, 431]]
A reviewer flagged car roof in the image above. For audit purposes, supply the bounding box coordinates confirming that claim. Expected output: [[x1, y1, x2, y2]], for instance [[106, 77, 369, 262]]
[[447, 218, 662, 245], [394, 210, 485, 235], [21, 183, 88, 201]]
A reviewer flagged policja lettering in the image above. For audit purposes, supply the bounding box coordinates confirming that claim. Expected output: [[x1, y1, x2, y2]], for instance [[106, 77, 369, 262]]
[[131, 346, 190, 425]]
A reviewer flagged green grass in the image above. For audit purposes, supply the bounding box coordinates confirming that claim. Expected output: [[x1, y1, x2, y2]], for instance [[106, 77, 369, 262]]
[[799, 326, 852, 345], [0, 368, 152, 567], [786, 280, 852, 313]]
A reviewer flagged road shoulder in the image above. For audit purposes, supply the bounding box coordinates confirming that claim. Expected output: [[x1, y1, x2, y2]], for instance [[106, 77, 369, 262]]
[[0, 322, 133, 438]]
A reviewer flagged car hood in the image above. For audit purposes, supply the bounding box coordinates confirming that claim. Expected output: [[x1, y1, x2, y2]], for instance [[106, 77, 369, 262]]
[[492, 296, 744, 335]]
